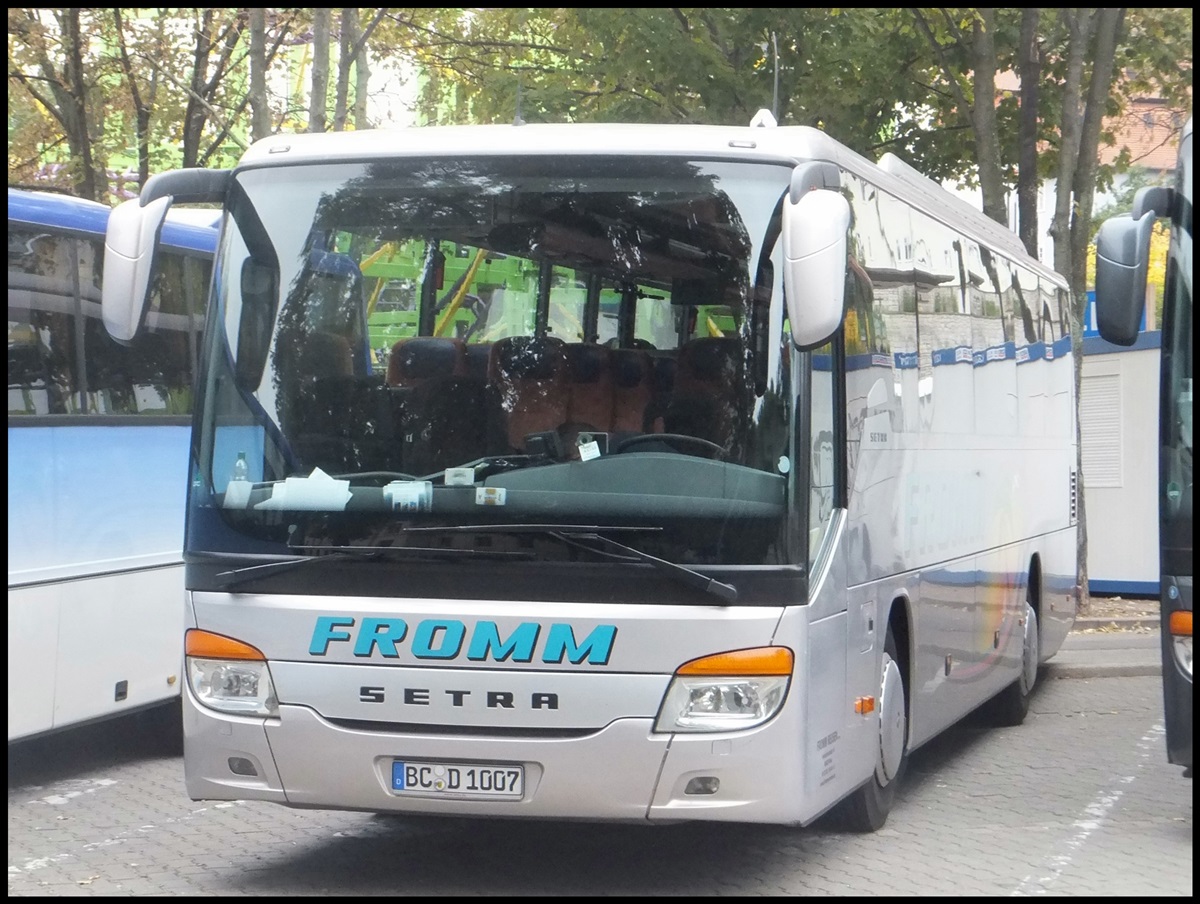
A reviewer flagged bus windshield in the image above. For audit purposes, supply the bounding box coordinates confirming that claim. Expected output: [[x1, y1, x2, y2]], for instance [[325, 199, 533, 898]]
[[195, 156, 797, 567]]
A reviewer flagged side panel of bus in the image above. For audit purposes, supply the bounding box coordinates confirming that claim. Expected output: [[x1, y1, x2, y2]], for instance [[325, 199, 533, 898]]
[[7, 190, 215, 741]]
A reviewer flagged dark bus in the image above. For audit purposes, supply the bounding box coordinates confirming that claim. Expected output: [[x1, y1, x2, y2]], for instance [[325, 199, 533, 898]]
[[1094, 115, 1193, 776]]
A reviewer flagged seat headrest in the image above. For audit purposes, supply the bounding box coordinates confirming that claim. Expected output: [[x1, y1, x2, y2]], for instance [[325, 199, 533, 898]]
[[391, 337, 465, 382], [651, 355, 677, 392], [564, 344, 611, 384], [611, 349, 650, 388], [493, 336, 565, 380], [680, 337, 740, 380], [463, 343, 492, 378], [307, 250, 361, 279]]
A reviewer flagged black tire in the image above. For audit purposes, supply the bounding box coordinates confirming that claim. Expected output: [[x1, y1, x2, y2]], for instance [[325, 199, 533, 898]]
[[831, 627, 908, 832], [986, 598, 1040, 727]]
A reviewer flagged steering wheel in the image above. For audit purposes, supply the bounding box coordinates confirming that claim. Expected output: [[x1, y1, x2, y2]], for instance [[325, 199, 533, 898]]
[[613, 433, 724, 458]]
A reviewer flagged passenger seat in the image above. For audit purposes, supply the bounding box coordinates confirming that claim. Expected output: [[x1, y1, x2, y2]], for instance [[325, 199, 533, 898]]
[[487, 336, 569, 453], [663, 336, 743, 453], [388, 337, 486, 474]]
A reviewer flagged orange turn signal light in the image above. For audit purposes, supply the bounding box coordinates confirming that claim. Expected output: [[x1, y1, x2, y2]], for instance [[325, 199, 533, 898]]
[[185, 629, 266, 661], [676, 646, 794, 677], [855, 696, 876, 715], [1169, 610, 1192, 637]]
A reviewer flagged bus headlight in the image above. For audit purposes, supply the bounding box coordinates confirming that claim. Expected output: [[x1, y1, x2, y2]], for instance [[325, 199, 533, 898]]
[[1172, 635, 1192, 679], [185, 629, 279, 717], [654, 647, 793, 733]]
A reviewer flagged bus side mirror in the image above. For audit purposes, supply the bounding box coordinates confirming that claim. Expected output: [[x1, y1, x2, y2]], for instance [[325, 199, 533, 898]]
[[102, 196, 171, 343], [782, 188, 850, 350], [1094, 211, 1156, 346]]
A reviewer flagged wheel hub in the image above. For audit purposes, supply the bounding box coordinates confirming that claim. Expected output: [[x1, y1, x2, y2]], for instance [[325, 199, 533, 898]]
[[1020, 603, 1039, 695], [876, 654, 906, 784]]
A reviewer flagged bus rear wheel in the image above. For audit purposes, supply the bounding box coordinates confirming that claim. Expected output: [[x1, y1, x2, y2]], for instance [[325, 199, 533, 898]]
[[832, 627, 908, 832], [986, 598, 1039, 727]]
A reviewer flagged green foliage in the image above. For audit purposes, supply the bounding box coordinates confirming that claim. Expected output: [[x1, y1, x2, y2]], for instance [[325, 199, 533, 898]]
[[7, 7, 1192, 205]]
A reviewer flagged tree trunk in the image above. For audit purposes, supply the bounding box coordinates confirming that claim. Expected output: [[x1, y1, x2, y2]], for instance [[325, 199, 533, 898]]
[[1055, 8, 1127, 615], [182, 11, 213, 168], [249, 8, 272, 141], [181, 10, 247, 168], [970, 9, 1008, 226], [309, 8, 330, 132], [1050, 9, 1093, 279], [55, 10, 101, 200], [354, 21, 371, 130], [111, 10, 154, 191], [334, 8, 359, 131], [1016, 8, 1041, 258], [1068, 8, 1125, 295]]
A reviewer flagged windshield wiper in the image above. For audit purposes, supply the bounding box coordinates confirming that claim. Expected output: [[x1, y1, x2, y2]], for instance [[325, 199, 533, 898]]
[[401, 523, 662, 535], [212, 545, 532, 590], [403, 524, 738, 602], [548, 530, 738, 603], [213, 526, 738, 601], [214, 550, 373, 589]]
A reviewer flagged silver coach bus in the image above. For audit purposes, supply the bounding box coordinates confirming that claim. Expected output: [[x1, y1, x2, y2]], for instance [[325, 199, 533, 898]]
[[101, 111, 1077, 830]]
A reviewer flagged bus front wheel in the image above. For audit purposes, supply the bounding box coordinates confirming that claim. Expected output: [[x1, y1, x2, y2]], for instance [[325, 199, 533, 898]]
[[832, 627, 908, 832]]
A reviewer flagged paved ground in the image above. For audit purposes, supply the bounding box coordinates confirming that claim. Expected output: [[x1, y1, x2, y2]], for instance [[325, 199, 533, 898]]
[[1055, 595, 1166, 678]]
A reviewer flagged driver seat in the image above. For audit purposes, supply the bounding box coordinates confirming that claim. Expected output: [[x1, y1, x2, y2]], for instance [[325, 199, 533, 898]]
[[663, 337, 744, 453]]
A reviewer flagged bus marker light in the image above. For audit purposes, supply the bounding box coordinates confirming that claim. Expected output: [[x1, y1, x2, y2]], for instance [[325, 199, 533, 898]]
[[855, 696, 875, 715], [1169, 611, 1192, 637]]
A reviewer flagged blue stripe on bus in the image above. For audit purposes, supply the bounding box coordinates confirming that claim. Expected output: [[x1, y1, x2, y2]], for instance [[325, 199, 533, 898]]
[[7, 187, 218, 254], [1088, 579, 1160, 597]]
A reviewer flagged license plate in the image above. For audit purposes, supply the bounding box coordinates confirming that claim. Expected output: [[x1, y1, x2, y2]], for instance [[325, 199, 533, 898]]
[[392, 760, 524, 798]]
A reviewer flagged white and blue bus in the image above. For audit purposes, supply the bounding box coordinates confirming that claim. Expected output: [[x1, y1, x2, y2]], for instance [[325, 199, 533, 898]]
[[1095, 115, 1193, 776], [100, 113, 1077, 830], [7, 187, 218, 742]]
